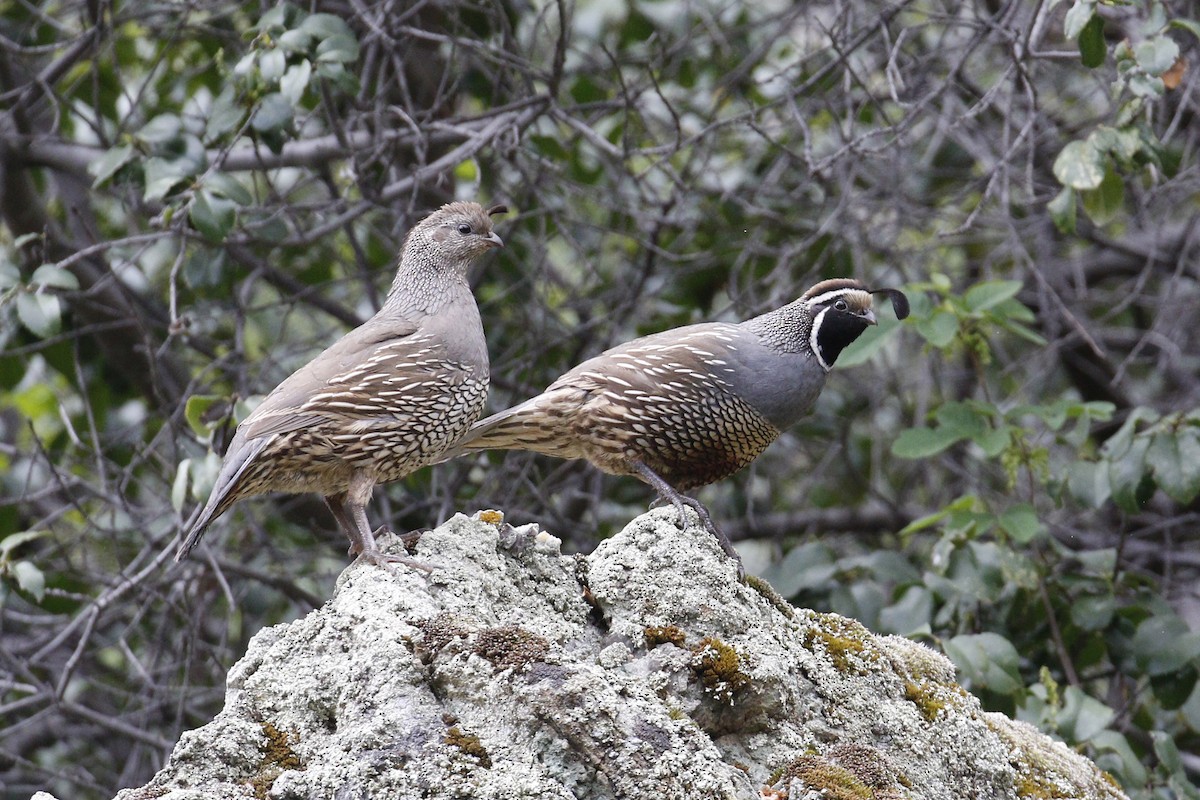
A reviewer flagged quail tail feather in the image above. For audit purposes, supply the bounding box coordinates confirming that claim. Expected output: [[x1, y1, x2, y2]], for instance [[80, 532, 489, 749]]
[[440, 392, 585, 463], [176, 434, 272, 562]]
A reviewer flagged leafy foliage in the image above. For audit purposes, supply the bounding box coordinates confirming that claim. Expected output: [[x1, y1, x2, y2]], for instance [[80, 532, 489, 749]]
[[1, 0, 1198, 797]]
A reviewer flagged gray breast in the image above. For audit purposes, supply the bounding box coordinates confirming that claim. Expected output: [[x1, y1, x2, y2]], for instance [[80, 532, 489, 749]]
[[724, 334, 828, 431]]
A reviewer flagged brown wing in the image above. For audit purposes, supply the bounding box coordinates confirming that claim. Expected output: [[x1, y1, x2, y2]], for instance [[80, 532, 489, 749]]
[[239, 317, 426, 441], [559, 328, 780, 487]]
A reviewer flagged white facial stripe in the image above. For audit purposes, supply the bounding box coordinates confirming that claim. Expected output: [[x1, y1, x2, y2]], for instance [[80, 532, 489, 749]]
[[810, 306, 831, 371], [806, 288, 871, 308]]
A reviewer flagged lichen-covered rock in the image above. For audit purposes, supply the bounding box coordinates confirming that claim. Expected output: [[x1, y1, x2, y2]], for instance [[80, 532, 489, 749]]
[[89, 509, 1125, 800]]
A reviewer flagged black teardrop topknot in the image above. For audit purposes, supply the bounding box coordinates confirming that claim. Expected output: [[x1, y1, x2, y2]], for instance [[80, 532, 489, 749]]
[[870, 287, 910, 320]]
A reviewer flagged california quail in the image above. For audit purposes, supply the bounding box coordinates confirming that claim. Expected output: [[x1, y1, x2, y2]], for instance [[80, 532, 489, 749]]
[[446, 278, 908, 574], [176, 201, 507, 565]]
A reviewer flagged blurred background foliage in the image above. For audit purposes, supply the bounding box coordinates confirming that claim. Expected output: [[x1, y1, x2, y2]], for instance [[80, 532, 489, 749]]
[[1, 0, 1198, 797]]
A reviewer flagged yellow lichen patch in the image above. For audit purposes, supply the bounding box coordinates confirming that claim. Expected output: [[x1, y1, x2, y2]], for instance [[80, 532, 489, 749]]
[[769, 755, 874, 800], [644, 624, 687, 649], [766, 743, 911, 799], [473, 624, 550, 671], [445, 725, 492, 768], [249, 721, 303, 799], [801, 613, 881, 674], [476, 509, 505, 526], [745, 574, 796, 619], [690, 636, 751, 704], [904, 680, 948, 722]]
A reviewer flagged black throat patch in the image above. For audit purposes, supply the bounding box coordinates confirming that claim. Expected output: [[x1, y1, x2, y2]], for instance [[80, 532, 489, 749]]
[[812, 307, 872, 369]]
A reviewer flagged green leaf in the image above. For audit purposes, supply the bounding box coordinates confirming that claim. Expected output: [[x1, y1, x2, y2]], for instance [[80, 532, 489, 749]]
[[276, 28, 313, 53], [257, 4, 289, 31], [1134, 36, 1180, 76], [204, 172, 254, 205], [836, 322, 897, 367], [998, 319, 1048, 346], [1127, 72, 1164, 98], [934, 402, 989, 439], [963, 280, 1022, 313], [189, 190, 237, 243], [1133, 615, 1200, 676], [1047, 186, 1077, 234], [879, 586, 933, 635], [12, 560, 45, 602], [314, 61, 360, 95], [1146, 430, 1200, 505], [183, 246, 227, 289], [1071, 593, 1115, 631], [1109, 436, 1150, 513], [892, 427, 966, 459], [944, 632, 1023, 695], [142, 156, 198, 203], [455, 159, 479, 182], [998, 504, 1045, 544], [259, 47, 286, 82], [1067, 461, 1111, 508], [1063, 0, 1095, 40], [280, 59, 312, 104], [1151, 666, 1198, 711], [299, 12, 355, 40], [185, 394, 224, 437], [1092, 125, 1142, 163], [1053, 140, 1106, 190], [89, 144, 136, 187], [172, 459, 190, 513], [1168, 18, 1200, 43], [761, 541, 836, 597], [251, 93, 295, 134], [16, 291, 62, 337], [1, 530, 50, 557], [1153, 731, 1183, 774], [1059, 686, 1115, 742], [899, 508, 948, 535], [1090, 730, 1148, 787], [137, 113, 182, 144], [1078, 14, 1106, 67], [0, 261, 20, 290], [1100, 408, 1157, 459], [316, 34, 360, 64], [1080, 164, 1124, 225], [31, 264, 79, 290], [974, 426, 1010, 457], [205, 91, 245, 142], [914, 309, 958, 347]]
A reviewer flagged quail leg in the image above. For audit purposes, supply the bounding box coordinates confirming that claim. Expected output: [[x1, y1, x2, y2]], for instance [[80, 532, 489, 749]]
[[632, 462, 745, 579], [326, 479, 434, 572]]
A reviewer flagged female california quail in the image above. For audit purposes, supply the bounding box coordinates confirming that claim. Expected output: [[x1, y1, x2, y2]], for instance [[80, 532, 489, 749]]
[[176, 201, 507, 566], [446, 278, 908, 573]]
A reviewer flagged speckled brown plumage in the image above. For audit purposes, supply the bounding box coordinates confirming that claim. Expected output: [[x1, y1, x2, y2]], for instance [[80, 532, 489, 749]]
[[446, 278, 909, 574], [177, 201, 506, 564]]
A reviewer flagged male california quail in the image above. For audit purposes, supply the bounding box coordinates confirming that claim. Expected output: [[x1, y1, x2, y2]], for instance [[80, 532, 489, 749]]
[[176, 201, 507, 565], [446, 278, 908, 573]]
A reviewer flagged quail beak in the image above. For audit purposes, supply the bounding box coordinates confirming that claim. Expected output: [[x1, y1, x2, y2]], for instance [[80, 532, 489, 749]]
[[482, 231, 504, 249], [863, 308, 878, 326]]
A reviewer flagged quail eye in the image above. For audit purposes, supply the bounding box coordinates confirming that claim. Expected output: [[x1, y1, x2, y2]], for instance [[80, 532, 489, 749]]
[[834, 299, 849, 311], [457, 223, 472, 235]]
